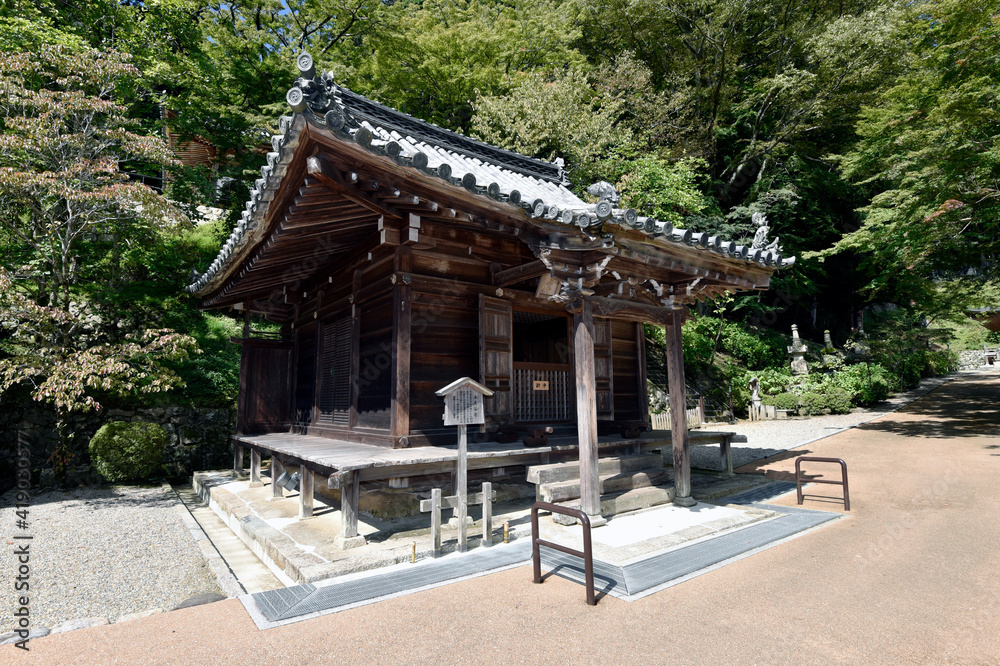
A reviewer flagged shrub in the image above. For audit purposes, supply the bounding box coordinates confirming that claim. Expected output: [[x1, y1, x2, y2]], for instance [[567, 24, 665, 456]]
[[826, 388, 853, 414], [799, 392, 827, 415], [89, 422, 167, 482], [925, 350, 958, 376], [828, 363, 892, 405], [764, 392, 800, 411]]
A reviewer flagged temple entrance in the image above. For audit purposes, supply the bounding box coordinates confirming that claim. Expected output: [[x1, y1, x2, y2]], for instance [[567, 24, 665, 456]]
[[512, 310, 572, 423]]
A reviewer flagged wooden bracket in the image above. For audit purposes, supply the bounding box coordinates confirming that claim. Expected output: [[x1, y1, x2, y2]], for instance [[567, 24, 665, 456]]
[[307, 155, 405, 222]]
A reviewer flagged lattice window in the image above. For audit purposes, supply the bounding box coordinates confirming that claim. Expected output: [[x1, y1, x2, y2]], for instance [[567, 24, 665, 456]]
[[318, 316, 352, 425]]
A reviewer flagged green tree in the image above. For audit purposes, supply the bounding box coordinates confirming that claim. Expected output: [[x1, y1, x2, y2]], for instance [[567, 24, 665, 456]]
[[819, 0, 1000, 302], [360, 0, 585, 130], [0, 47, 199, 455]]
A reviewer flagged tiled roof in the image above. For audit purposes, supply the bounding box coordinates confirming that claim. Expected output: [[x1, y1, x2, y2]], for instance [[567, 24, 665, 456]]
[[187, 52, 794, 296]]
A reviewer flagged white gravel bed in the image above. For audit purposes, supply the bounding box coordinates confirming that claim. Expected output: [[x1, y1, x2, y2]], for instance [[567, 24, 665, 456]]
[[690, 368, 995, 471], [0, 484, 221, 633]]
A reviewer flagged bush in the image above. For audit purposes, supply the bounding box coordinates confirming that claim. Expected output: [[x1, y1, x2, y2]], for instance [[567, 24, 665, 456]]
[[799, 392, 827, 415], [764, 392, 800, 411], [828, 363, 893, 405], [925, 350, 958, 376], [89, 422, 167, 482], [825, 388, 853, 414]]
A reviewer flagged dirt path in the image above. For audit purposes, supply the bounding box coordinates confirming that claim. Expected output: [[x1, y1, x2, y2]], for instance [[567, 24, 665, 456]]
[[5, 374, 1000, 665]]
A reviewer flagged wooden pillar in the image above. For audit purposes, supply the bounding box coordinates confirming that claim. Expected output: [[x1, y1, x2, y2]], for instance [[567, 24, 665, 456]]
[[666, 310, 696, 506], [390, 283, 412, 443], [250, 449, 261, 484], [337, 470, 365, 549], [271, 457, 284, 499], [232, 444, 243, 478], [635, 322, 650, 427], [391, 249, 412, 444], [720, 436, 734, 478], [573, 298, 601, 518], [298, 466, 314, 519]]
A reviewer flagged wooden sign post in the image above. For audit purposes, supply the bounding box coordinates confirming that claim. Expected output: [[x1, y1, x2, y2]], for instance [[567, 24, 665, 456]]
[[436, 377, 493, 552]]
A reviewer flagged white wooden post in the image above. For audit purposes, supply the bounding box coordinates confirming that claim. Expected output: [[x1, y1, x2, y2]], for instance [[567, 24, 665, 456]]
[[232, 444, 243, 478], [431, 487, 442, 557], [482, 481, 493, 547], [457, 424, 468, 551]]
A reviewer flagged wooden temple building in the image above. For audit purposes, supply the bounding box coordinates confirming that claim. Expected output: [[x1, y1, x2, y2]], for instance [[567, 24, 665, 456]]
[[187, 53, 793, 548]]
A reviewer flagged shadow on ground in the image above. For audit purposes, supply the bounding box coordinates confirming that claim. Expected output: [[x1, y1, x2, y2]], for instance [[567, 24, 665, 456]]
[[854, 377, 1000, 439]]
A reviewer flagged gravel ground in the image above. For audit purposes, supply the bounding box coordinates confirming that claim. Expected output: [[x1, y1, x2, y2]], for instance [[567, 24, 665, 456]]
[[690, 368, 995, 471], [0, 484, 221, 633]]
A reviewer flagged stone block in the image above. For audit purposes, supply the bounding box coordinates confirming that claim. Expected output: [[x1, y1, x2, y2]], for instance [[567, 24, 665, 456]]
[[172, 593, 226, 610], [336, 535, 367, 550], [52, 617, 109, 634], [116, 608, 163, 623]]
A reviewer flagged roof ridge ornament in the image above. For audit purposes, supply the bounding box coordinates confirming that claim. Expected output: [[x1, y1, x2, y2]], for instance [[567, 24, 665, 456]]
[[586, 180, 620, 206], [750, 211, 781, 253]]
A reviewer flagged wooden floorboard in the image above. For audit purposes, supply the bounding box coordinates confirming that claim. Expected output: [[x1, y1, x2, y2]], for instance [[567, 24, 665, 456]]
[[234, 429, 735, 480]]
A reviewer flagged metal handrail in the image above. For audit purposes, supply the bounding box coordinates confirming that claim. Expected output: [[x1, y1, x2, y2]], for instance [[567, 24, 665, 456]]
[[795, 456, 850, 511], [531, 502, 596, 606]]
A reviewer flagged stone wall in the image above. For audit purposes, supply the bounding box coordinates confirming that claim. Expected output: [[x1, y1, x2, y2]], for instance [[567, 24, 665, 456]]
[[0, 401, 235, 493], [958, 349, 987, 370]]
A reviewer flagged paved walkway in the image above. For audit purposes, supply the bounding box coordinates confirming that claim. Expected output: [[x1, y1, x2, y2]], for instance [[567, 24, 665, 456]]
[[4, 371, 1000, 664]]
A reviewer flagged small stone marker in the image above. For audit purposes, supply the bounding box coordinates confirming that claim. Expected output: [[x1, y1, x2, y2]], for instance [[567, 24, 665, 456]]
[[435, 377, 493, 552]]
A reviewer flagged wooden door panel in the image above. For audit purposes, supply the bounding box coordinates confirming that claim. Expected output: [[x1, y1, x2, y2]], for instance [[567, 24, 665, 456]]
[[479, 295, 513, 425]]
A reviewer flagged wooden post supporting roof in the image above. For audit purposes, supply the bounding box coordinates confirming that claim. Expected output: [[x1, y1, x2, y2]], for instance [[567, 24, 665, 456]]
[[336, 470, 365, 549], [573, 297, 601, 519], [666, 309, 696, 506]]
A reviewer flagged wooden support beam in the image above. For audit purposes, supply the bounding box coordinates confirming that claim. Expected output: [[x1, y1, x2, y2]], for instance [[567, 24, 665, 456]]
[[233, 444, 244, 479], [584, 296, 674, 325], [299, 465, 314, 519], [666, 309, 695, 506], [391, 273, 412, 442], [337, 470, 365, 549], [493, 260, 548, 287], [307, 155, 404, 221], [635, 322, 650, 427], [573, 298, 601, 518], [271, 457, 284, 500], [250, 449, 262, 484]]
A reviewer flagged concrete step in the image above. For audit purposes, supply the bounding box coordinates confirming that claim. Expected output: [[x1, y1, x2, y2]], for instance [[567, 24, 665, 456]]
[[527, 453, 663, 485], [551, 485, 676, 524], [175, 485, 284, 594], [541, 468, 671, 503]]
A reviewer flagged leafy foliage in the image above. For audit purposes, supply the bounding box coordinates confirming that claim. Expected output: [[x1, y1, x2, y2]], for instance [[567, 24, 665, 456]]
[[763, 392, 800, 411], [0, 268, 198, 414], [89, 421, 167, 482], [816, 0, 1000, 304]]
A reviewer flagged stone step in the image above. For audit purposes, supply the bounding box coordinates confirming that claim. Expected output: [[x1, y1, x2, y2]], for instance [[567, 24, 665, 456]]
[[527, 453, 663, 485], [551, 485, 676, 524], [540, 468, 671, 503]]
